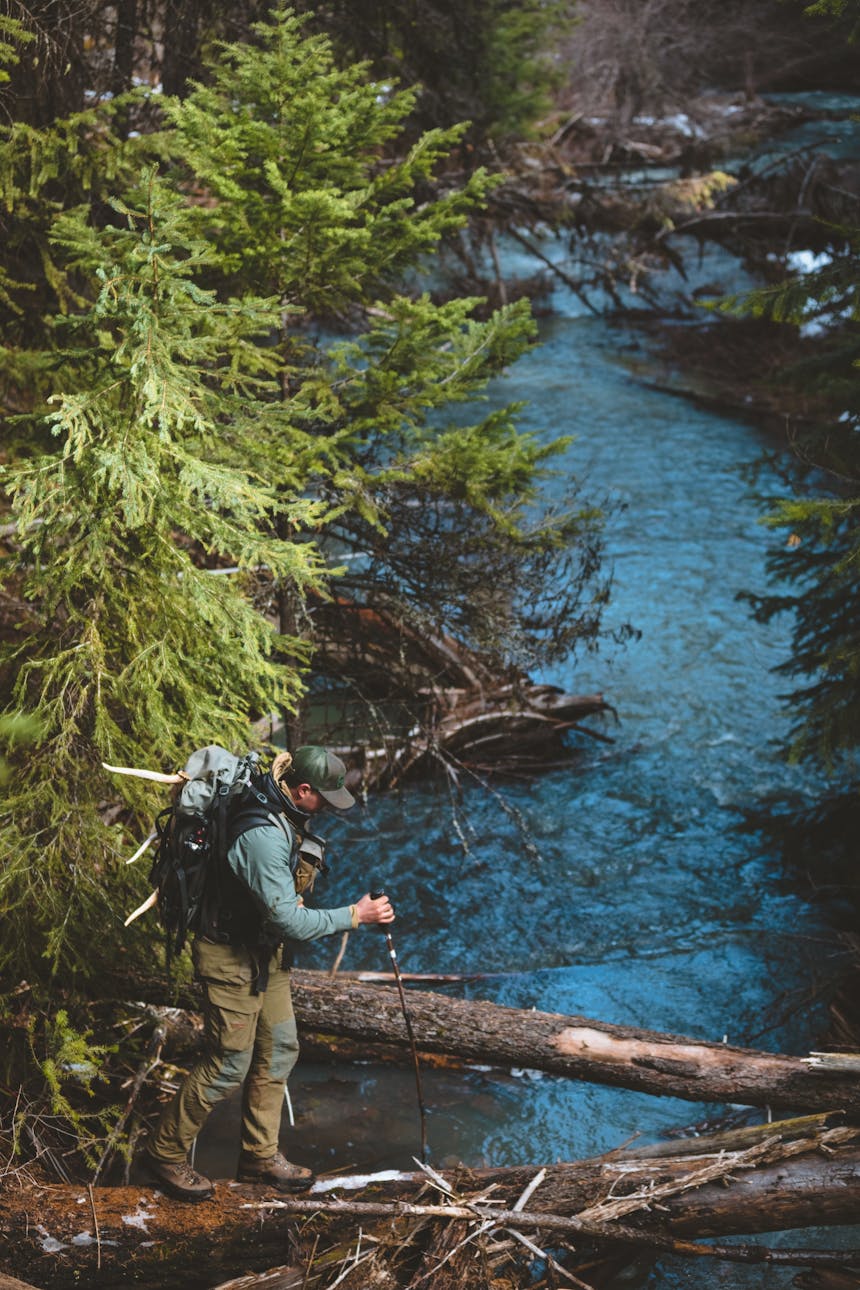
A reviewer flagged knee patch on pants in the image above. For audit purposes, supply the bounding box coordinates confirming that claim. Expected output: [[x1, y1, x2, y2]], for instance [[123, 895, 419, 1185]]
[[204, 1043, 255, 1104], [267, 1017, 300, 1083], [200, 1002, 258, 1103]]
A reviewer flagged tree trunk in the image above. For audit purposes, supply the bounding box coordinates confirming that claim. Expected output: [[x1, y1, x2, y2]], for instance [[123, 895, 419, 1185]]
[[111, 0, 137, 101], [280, 971, 860, 1114], [1, 1129, 857, 1290], [161, 0, 206, 97]]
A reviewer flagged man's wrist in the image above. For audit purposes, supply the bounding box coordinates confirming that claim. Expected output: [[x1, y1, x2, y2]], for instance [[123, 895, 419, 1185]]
[[349, 904, 360, 929]]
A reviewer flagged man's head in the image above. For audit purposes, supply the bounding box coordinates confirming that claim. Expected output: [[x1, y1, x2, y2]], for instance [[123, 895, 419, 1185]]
[[272, 746, 355, 813]]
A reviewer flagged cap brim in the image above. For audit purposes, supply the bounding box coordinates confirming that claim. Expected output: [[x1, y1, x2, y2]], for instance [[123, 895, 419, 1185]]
[[318, 785, 356, 810]]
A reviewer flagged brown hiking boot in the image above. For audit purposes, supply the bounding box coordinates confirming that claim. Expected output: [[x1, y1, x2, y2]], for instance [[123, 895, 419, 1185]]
[[237, 1150, 314, 1192], [143, 1151, 214, 1202]]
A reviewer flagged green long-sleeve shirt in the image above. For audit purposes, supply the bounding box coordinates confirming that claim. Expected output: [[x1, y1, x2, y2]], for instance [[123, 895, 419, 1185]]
[[227, 822, 354, 944]]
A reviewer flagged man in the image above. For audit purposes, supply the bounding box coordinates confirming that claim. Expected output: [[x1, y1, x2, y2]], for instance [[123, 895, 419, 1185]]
[[143, 745, 394, 1202]]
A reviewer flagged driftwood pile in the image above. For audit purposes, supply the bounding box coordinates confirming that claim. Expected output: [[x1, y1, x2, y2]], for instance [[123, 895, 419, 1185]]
[[1, 1116, 858, 1289], [282, 599, 613, 788], [337, 681, 612, 789]]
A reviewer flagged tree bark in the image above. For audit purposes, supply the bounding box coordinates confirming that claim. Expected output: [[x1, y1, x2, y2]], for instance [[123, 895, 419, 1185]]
[[279, 971, 860, 1114], [1, 1130, 857, 1290], [0, 1275, 47, 1290]]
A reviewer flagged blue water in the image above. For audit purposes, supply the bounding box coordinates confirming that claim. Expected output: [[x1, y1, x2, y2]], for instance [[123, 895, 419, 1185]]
[[757, 91, 860, 165]]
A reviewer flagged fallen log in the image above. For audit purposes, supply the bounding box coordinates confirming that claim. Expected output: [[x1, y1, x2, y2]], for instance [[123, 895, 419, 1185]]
[[1, 1126, 857, 1290], [237, 1197, 860, 1268], [238, 1192, 860, 1263], [620, 1110, 848, 1158], [283, 972, 859, 1113], [144, 973, 860, 1113]]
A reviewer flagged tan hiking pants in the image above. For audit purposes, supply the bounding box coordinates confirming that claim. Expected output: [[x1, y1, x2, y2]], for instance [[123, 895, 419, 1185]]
[[149, 938, 299, 1163]]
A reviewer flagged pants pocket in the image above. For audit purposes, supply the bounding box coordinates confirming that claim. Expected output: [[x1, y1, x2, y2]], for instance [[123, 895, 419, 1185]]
[[210, 1004, 259, 1054], [194, 937, 256, 988]]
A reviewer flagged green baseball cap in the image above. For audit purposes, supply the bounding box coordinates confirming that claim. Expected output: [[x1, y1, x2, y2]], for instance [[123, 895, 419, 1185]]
[[292, 745, 355, 810]]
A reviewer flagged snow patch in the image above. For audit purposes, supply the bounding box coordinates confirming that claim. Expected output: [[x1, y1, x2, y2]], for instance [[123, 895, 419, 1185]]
[[70, 1230, 116, 1247], [633, 113, 705, 138], [122, 1207, 156, 1231], [36, 1225, 68, 1254], [312, 1170, 411, 1194]]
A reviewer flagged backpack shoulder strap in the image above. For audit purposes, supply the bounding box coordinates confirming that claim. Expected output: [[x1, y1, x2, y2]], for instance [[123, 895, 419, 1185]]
[[227, 799, 299, 873]]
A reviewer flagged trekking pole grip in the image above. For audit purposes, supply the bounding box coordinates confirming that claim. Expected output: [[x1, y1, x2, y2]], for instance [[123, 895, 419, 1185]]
[[370, 889, 392, 927]]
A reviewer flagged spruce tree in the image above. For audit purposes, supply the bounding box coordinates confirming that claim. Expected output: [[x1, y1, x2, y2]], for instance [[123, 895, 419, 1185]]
[[732, 239, 859, 787], [0, 10, 608, 991], [0, 169, 329, 987], [162, 7, 606, 677]]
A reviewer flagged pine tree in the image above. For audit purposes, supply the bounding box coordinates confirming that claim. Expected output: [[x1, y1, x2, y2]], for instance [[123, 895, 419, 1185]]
[[732, 237, 860, 785], [0, 169, 330, 986], [0, 11, 609, 991]]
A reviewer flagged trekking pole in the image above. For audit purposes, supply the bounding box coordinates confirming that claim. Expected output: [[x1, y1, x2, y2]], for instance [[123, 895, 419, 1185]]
[[371, 889, 428, 1161]]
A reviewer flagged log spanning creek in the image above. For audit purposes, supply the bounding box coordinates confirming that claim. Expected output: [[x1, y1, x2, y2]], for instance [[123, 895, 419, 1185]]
[[165, 305, 856, 1283]]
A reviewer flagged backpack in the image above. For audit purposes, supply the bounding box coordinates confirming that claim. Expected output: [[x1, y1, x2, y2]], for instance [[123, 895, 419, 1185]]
[[150, 745, 264, 958], [147, 744, 328, 963]]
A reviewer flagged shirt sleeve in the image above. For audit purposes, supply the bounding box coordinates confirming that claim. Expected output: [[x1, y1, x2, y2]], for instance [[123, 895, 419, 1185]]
[[227, 824, 355, 942]]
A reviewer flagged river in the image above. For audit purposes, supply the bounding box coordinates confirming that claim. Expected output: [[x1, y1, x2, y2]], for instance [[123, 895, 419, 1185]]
[[194, 108, 858, 1286]]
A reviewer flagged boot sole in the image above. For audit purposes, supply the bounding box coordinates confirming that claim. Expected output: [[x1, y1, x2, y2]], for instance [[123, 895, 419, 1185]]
[[153, 1180, 214, 1202]]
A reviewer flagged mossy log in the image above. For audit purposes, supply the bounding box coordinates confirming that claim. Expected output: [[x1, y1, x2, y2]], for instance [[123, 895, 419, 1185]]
[[1, 1124, 857, 1290]]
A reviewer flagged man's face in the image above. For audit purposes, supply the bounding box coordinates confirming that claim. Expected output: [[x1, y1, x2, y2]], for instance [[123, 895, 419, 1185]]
[[291, 783, 326, 814]]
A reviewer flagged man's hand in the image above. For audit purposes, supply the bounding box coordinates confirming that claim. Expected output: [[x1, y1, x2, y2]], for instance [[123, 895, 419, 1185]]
[[354, 892, 395, 925]]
